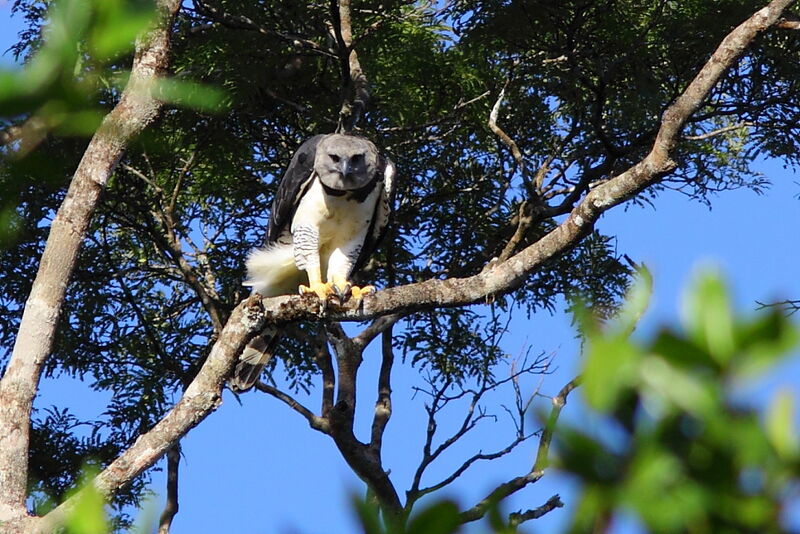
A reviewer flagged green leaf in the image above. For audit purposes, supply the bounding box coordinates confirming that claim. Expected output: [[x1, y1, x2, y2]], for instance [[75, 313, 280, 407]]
[[650, 328, 716, 369], [352, 497, 386, 534], [733, 311, 800, 377], [151, 79, 227, 113], [765, 389, 799, 460], [612, 265, 653, 336], [65, 472, 107, 534], [639, 356, 719, 418], [89, 0, 156, 61], [583, 334, 639, 412], [681, 269, 736, 365], [405, 501, 460, 534]]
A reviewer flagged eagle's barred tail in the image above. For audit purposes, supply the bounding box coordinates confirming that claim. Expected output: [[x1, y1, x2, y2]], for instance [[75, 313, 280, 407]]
[[230, 331, 280, 392]]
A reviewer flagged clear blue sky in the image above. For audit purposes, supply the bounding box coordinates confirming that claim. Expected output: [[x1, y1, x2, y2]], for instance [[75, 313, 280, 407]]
[[2, 5, 799, 533]]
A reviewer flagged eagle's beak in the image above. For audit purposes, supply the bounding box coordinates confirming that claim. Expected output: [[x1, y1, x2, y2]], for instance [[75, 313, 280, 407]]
[[341, 159, 352, 180]]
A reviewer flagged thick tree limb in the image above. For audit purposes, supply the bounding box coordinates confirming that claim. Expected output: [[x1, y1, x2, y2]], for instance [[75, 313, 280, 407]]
[[29, 296, 266, 534], [0, 0, 182, 523], [369, 328, 394, 453], [325, 325, 404, 517]]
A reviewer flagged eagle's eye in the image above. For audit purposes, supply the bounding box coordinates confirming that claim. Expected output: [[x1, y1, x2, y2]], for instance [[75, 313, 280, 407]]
[[329, 154, 341, 163], [351, 154, 365, 164]]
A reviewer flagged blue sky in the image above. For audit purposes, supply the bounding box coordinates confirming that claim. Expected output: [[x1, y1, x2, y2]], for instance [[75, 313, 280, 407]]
[[2, 4, 799, 533]]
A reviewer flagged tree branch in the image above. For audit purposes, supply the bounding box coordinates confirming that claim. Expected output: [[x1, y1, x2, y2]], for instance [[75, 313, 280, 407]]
[[31, 296, 266, 534], [157, 445, 181, 534], [406, 355, 549, 508], [330, 0, 369, 132], [684, 121, 754, 140], [458, 376, 580, 524], [508, 494, 564, 527], [254, 382, 330, 433], [369, 328, 394, 453], [0, 0, 183, 523]]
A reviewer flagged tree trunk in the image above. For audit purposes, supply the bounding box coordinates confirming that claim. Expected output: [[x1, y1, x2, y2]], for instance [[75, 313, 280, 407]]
[[0, 0, 182, 522]]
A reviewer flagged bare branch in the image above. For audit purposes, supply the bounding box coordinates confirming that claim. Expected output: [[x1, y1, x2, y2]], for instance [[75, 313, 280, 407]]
[[254, 382, 330, 433], [324, 324, 403, 517], [756, 298, 800, 315], [0, 0, 183, 522], [488, 81, 535, 196], [407, 354, 550, 508], [369, 328, 394, 453], [353, 314, 402, 349], [777, 14, 800, 29], [508, 494, 564, 527], [157, 445, 181, 534], [315, 324, 336, 417], [416, 434, 531, 499], [458, 376, 580, 524], [684, 121, 754, 140]]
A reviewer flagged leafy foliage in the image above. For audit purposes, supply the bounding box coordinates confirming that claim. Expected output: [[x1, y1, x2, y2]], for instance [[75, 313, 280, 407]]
[[566, 270, 800, 533]]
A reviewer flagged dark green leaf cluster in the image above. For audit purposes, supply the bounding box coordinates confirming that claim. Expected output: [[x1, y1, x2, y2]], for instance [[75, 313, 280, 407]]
[[28, 407, 146, 531], [566, 271, 800, 533]]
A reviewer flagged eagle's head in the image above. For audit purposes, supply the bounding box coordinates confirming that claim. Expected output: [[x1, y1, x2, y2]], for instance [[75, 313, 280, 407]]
[[314, 134, 379, 191]]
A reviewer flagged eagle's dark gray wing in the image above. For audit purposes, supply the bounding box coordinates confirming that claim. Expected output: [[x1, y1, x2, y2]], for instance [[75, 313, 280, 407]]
[[351, 155, 396, 274], [266, 134, 328, 245]]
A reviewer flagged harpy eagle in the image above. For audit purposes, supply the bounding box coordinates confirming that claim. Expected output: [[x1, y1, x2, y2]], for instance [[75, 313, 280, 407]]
[[230, 133, 396, 391]]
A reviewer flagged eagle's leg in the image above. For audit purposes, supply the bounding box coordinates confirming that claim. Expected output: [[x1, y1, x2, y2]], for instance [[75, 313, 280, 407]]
[[293, 225, 336, 300], [298, 264, 336, 300], [328, 239, 374, 303]]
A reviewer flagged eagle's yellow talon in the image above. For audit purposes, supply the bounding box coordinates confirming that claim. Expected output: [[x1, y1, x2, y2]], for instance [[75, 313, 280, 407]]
[[350, 285, 376, 300], [299, 282, 334, 301]]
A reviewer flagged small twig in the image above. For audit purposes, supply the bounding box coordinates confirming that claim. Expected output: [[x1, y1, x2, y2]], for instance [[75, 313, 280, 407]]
[[457, 375, 580, 525], [755, 299, 800, 315], [508, 494, 564, 527], [254, 382, 330, 433], [488, 81, 536, 197], [684, 121, 754, 140]]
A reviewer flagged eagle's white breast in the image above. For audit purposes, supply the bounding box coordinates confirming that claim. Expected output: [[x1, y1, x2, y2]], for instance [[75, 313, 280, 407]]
[[291, 178, 379, 253]]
